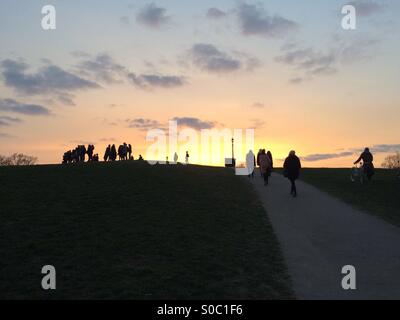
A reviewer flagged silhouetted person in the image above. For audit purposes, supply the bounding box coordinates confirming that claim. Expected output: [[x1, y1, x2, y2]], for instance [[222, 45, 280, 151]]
[[283, 150, 301, 197], [266, 151, 273, 177], [174, 152, 178, 164], [87, 144, 95, 161], [63, 150, 72, 164], [354, 147, 374, 180], [256, 149, 262, 176], [185, 151, 189, 164], [110, 144, 117, 161], [259, 149, 272, 185], [138, 154, 144, 161], [128, 144, 132, 160], [79, 145, 86, 162], [92, 154, 99, 162], [246, 150, 255, 178], [104, 145, 111, 161], [123, 143, 128, 160]]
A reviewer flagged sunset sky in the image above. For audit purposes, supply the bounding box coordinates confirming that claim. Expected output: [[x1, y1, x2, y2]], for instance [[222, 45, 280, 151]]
[[0, 0, 399, 167]]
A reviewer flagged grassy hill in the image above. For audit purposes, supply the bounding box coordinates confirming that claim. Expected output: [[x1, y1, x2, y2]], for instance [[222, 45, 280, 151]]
[[0, 161, 293, 299], [298, 168, 400, 227]]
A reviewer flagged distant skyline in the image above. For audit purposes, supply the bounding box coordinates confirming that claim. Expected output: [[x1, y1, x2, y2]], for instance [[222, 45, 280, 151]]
[[0, 0, 399, 167]]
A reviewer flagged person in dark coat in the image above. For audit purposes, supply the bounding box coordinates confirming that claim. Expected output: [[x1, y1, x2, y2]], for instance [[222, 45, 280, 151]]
[[110, 144, 117, 161], [256, 149, 262, 176], [259, 149, 272, 185], [283, 150, 301, 197], [354, 147, 374, 180], [104, 145, 111, 161], [87, 144, 94, 161], [128, 144, 132, 160], [266, 151, 273, 177]]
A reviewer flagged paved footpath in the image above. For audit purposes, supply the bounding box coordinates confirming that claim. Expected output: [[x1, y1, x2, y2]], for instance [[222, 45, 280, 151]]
[[250, 173, 400, 299]]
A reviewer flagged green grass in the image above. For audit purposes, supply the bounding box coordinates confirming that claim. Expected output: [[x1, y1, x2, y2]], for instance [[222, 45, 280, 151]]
[[0, 161, 293, 299], [296, 168, 400, 227]]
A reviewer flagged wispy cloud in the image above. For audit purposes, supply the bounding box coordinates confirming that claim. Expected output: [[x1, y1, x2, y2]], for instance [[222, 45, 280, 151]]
[[277, 32, 380, 82], [301, 151, 354, 162], [0, 116, 22, 126], [347, 1, 384, 17], [0, 99, 50, 116], [302, 144, 400, 162], [369, 144, 400, 153], [76, 53, 127, 84], [0, 132, 15, 139], [275, 47, 336, 77], [237, 3, 298, 37], [187, 43, 258, 74], [136, 3, 170, 28], [128, 73, 186, 89], [251, 102, 265, 108], [173, 117, 216, 130], [127, 118, 164, 131], [207, 7, 227, 19], [1, 59, 100, 95]]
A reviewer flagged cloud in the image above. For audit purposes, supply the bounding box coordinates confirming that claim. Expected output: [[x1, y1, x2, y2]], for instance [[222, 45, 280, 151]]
[[250, 119, 266, 128], [57, 93, 76, 106], [77, 54, 127, 84], [128, 73, 186, 89], [172, 117, 216, 130], [188, 43, 258, 74], [251, 102, 265, 108], [127, 118, 164, 130], [99, 137, 116, 142], [136, 3, 170, 28], [0, 116, 22, 126], [0, 132, 15, 139], [289, 77, 304, 84], [275, 47, 336, 76], [237, 3, 298, 37], [0, 99, 51, 116], [301, 152, 354, 162], [1, 59, 100, 96], [277, 33, 380, 82], [302, 144, 400, 162], [207, 8, 227, 19], [69, 140, 96, 145], [336, 34, 380, 64], [370, 144, 400, 153], [348, 1, 384, 17]]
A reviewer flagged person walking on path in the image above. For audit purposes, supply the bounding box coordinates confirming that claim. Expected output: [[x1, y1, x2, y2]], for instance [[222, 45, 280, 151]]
[[266, 150, 273, 178], [283, 150, 301, 197], [259, 149, 272, 186], [256, 149, 262, 176], [246, 150, 256, 178]]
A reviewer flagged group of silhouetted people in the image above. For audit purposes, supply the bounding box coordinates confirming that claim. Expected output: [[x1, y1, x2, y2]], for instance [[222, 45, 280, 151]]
[[62, 143, 145, 164], [256, 149, 274, 185], [63, 144, 99, 164], [104, 143, 133, 162], [246, 149, 301, 197], [247, 147, 376, 198]]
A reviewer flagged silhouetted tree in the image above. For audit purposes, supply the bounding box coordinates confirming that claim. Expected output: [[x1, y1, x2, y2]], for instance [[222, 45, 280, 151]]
[[0, 153, 37, 166], [382, 152, 400, 169]]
